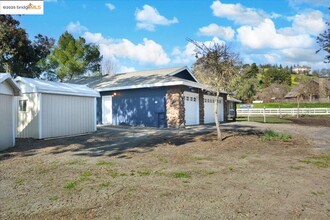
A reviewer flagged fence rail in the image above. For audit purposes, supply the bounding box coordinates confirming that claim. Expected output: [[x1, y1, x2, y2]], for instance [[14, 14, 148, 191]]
[[237, 108, 330, 116]]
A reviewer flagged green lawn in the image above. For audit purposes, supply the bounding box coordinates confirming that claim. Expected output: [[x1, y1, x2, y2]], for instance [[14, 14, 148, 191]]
[[236, 117, 292, 123], [239, 102, 330, 108]]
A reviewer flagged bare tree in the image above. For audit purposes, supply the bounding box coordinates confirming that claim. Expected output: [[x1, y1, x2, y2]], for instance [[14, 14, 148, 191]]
[[189, 39, 240, 141], [102, 58, 118, 75]]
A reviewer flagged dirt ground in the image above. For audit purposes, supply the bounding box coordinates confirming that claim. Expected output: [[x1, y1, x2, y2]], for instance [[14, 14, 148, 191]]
[[289, 116, 330, 127], [0, 123, 329, 219]]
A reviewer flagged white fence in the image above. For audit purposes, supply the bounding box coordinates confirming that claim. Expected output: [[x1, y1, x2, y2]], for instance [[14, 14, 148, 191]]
[[237, 108, 330, 116]]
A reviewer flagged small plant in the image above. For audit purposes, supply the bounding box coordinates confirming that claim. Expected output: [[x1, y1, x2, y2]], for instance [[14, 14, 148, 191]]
[[206, 170, 217, 175], [173, 171, 191, 178], [64, 181, 78, 189], [66, 159, 86, 165], [108, 169, 127, 178], [299, 154, 330, 168], [289, 165, 304, 170], [64, 171, 93, 189], [240, 154, 248, 159], [49, 196, 59, 201], [159, 192, 171, 197], [228, 166, 234, 172], [192, 156, 204, 161], [311, 191, 325, 196], [96, 161, 114, 166], [261, 130, 292, 141], [137, 169, 152, 176], [150, 153, 168, 163], [15, 178, 24, 185], [99, 181, 110, 188]]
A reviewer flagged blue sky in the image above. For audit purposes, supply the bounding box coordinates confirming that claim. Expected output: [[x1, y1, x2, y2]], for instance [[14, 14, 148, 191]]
[[17, 0, 329, 72]]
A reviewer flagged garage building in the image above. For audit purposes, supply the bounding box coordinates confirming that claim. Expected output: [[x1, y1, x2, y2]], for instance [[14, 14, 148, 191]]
[[0, 74, 21, 150], [15, 77, 100, 139], [71, 66, 227, 128]]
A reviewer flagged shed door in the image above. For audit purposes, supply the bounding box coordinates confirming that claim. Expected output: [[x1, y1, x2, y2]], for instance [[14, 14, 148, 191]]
[[184, 92, 199, 126], [204, 95, 224, 123], [102, 96, 112, 124]]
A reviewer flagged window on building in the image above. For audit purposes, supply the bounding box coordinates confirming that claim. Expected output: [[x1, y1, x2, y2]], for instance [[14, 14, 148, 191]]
[[19, 100, 27, 112]]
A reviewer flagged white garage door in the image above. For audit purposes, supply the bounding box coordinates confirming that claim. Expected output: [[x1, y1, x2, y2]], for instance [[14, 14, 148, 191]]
[[102, 95, 112, 124], [184, 92, 199, 126], [204, 95, 224, 123]]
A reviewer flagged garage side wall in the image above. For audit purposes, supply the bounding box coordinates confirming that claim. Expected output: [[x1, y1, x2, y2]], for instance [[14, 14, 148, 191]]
[[100, 88, 167, 127], [41, 94, 96, 139], [0, 94, 14, 150], [17, 93, 40, 138]]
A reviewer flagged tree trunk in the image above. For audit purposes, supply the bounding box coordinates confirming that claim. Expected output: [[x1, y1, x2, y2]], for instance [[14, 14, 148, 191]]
[[214, 91, 222, 141]]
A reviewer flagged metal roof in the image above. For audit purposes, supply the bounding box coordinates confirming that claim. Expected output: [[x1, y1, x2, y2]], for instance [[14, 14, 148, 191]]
[[0, 73, 21, 96], [15, 77, 100, 97], [68, 66, 225, 93]]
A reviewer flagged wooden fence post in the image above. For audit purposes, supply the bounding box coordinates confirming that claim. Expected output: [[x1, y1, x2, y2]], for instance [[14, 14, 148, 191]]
[[263, 107, 266, 123]]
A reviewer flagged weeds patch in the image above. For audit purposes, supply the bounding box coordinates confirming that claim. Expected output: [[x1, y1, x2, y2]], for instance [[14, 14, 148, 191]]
[[66, 159, 86, 165], [64, 171, 93, 189], [173, 171, 191, 178], [261, 130, 292, 142], [137, 169, 152, 176], [99, 181, 110, 188], [15, 178, 24, 185], [96, 161, 114, 166], [150, 153, 168, 163], [299, 154, 330, 168]]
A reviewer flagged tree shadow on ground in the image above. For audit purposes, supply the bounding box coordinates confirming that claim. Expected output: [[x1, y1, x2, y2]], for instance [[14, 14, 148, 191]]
[[0, 127, 211, 161], [0, 123, 263, 161]]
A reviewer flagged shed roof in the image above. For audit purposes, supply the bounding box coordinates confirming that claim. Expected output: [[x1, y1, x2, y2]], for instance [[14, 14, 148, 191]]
[[15, 77, 100, 97], [0, 73, 21, 96], [69, 66, 225, 93], [227, 96, 242, 103]]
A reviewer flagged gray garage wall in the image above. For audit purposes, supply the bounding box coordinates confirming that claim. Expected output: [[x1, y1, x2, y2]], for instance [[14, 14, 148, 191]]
[[98, 87, 167, 127]]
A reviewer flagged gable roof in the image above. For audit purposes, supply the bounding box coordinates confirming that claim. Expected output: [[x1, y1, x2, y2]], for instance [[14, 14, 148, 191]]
[[312, 78, 330, 90], [68, 66, 223, 93], [15, 77, 100, 97], [0, 73, 21, 96]]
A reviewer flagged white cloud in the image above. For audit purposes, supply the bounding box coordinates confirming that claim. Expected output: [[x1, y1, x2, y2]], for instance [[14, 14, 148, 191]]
[[290, 10, 326, 36], [66, 21, 88, 34], [198, 23, 235, 40], [119, 66, 136, 73], [105, 3, 115, 11], [237, 19, 313, 49], [172, 37, 225, 64], [289, 0, 329, 7], [83, 32, 170, 66], [135, 5, 178, 31], [210, 0, 267, 25]]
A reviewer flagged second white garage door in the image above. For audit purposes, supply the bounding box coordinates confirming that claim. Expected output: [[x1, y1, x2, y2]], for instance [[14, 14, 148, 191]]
[[204, 95, 224, 124], [184, 91, 199, 126]]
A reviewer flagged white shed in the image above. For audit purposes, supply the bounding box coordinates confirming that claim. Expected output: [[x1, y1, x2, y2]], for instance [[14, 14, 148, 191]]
[[15, 77, 100, 139], [0, 74, 21, 150]]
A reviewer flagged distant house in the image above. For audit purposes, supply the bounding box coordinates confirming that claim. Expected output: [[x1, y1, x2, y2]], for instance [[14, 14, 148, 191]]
[[292, 66, 312, 76], [15, 77, 100, 139], [284, 78, 330, 102], [0, 74, 20, 150], [70, 66, 229, 128]]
